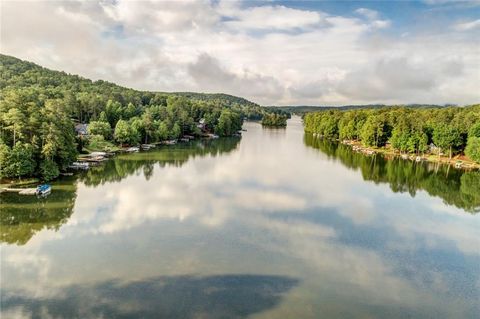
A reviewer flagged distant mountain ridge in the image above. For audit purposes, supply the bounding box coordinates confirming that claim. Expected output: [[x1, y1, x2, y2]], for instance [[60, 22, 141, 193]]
[[271, 104, 456, 114]]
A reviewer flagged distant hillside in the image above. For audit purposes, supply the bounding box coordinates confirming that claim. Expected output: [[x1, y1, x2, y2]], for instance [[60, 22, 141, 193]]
[[173, 92, 258, 107], [0, 54, 259, 108], [273, 104, 452, 114], [0, 54, 268, 181]]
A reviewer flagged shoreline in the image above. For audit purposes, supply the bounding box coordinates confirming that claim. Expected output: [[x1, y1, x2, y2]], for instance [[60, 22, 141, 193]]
[[0, 134, 240, 189], [336, 138, 480, 170]]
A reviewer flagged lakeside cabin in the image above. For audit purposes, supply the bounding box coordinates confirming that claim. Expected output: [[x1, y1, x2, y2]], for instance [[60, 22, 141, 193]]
[[196, 118, 206, 131], [75, 123, 88, 136]]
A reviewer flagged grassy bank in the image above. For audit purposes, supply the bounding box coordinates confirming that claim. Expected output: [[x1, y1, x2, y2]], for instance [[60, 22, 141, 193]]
[[0, 178, 40, 189]]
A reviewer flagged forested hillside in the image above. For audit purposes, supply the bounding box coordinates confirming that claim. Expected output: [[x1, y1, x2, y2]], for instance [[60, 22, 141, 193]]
[[304, 106, 480, 162], [0, 54, 268, 180]]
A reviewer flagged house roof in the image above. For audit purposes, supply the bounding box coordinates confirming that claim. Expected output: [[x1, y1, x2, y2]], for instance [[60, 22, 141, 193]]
[[75, 123, 88, 134]]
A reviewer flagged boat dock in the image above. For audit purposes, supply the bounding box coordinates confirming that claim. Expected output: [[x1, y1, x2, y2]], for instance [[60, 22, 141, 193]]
[[0, 188, 38, 195]]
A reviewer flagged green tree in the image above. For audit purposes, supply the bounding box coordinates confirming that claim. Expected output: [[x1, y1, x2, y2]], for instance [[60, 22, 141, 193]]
[[469, 122, 480, 138], [1, 142, 35, 178], [157, 121, 169, 141], [88, 121, 112, 140], [433, 124, 462, 159], [98, 111, 108, 123], [3, 108, 26, 145], [361, 114, 387, 147], [114, 120, 132, 145], [142, 109, 156, 143], [170, 123, 181, 139], [114, 120, 139, 145], [215, 109, 242, 136], [465, 137, 480, 163], [261, 113, 287, 127], [40, 159, 60, 181]]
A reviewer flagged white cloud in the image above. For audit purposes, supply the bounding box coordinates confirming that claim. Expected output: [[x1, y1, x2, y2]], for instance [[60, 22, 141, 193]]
[[355, 8, 379, 20], [0, 0, 478, 105], [222, 5, 324, 31], [452, 19, 480, 31], [370, 19, 391, 29]]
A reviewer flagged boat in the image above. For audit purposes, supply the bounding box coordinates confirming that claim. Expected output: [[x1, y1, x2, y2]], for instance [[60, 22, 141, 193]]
[[90, 151, 107, 157], [164, 140, 177, 145], [126, 147, 140, 153], [141, 144, 155, 150], [60, 172, 74, 176], [36, 184, 52, 196], [69, 161, 90, 170]]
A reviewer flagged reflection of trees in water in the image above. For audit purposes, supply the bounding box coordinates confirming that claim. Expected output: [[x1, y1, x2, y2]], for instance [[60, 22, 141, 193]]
[[0, 138, 240, 246], [79, 137, 241, 187], [304, 134, 480, 213], [0, 177, 78, 245], [1, 274, 298, 319]]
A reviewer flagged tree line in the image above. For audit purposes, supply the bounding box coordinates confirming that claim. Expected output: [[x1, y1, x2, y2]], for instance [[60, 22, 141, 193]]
[[303, 105, 480, 162], [0, 54, 272, 180], [261, 113, 288, 127]]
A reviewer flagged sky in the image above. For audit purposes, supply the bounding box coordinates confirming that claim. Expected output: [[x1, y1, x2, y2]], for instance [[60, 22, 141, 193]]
[[1, 0, 479, 106]]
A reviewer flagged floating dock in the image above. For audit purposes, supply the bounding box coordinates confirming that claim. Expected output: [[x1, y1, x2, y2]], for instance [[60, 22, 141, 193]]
[[0, 188, 38, 195]]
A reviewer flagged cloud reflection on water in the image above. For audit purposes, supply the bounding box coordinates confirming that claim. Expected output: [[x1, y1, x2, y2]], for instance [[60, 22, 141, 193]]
[[1, 274, 299, 319], [1, 118, 479, 318]]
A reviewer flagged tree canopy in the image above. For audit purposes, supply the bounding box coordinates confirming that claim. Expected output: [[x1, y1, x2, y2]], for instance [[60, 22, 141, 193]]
[[304, 105, 480, 162]]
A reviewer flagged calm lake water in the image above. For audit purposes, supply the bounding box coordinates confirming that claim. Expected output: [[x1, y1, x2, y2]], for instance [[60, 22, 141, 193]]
[[1, 117, 479, 319]]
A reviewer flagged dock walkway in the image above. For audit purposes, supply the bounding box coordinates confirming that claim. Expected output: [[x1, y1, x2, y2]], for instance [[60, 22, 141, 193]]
[[0, 188, 37, 195]]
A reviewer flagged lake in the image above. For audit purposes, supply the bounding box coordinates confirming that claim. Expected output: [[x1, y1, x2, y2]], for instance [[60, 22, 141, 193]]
[[1, 117, 479, 319]]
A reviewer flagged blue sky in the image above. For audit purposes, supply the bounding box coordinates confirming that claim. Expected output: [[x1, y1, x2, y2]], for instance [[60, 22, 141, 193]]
[[1, 0, 479, 105]]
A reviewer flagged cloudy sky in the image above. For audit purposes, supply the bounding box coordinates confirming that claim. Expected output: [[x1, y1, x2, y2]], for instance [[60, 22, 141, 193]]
[[1, 0, 479, 106]]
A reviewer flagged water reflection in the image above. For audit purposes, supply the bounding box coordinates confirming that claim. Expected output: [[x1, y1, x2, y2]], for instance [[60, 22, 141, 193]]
[[304, 134, 480, 213], [0, 137, 240, 245], [1, 119, 479, 319], [79, 137, 240, 186], [0, 177, 78, 245], [1, 274, 298, 319]]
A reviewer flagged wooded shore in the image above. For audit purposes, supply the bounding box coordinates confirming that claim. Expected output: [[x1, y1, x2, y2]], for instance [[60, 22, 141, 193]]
[[337, 138, 480, 170]]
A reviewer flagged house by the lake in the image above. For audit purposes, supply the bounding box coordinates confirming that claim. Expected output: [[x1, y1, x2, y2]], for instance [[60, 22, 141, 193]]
[[75, 123, 88, 136]]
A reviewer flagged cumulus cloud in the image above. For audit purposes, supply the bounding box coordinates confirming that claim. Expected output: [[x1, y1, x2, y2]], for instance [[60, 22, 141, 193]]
[[0, 0, 478, 105], [337, 56, 438, 101], [187, 54, 284, 103]]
